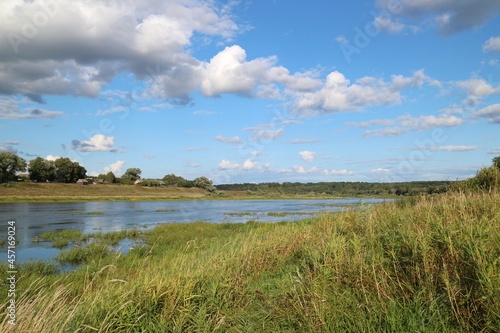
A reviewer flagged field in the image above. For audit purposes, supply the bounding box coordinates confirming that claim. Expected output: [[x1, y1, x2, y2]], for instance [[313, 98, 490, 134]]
[[1, 190, 499, 332]]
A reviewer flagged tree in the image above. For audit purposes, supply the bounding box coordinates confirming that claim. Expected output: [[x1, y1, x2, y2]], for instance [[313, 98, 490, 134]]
[[0, 152, 27, 183], [193, 176, 216, 192], [493, 156, 500, 170], [105, 171, 116, 183], [54, 158, 87, 183], [28, 157, 56, 182], [121, 168, 142, 184], [162, 174, 190, 186]]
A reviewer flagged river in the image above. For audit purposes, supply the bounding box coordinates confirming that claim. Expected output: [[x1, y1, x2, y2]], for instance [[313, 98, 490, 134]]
[[0, 198, 391, 263]]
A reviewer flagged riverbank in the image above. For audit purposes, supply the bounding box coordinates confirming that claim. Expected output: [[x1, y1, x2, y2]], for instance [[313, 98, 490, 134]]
[[1, 190, 498, 332], [0, 182, 368, 202]]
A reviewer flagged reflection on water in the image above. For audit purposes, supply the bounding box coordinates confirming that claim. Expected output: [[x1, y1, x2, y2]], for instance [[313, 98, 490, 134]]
[[0, 198, 391, 262]]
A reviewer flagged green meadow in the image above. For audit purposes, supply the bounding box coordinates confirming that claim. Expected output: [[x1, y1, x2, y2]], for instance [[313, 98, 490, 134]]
[[1, 188, 499, 332]]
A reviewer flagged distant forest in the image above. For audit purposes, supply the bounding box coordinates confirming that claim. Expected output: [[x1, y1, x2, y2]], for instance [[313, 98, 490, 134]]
[[216, 181, 453, 196]]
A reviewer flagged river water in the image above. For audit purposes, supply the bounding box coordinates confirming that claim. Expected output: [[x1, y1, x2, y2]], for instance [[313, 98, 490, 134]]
[[0, 198, 390, 263]]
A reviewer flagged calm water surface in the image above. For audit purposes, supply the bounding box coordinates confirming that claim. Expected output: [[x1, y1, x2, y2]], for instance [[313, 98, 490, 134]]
[[0, 198, 391, 262]]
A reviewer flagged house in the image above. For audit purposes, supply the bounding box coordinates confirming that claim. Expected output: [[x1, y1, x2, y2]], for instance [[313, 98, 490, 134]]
[[86, 178, 94, 185], [76, 179, 89, 185], [134, 179, 142, 185]]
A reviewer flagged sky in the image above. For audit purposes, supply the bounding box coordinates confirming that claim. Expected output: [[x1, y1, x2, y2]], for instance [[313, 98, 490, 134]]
[[1, 0, 500, 184]]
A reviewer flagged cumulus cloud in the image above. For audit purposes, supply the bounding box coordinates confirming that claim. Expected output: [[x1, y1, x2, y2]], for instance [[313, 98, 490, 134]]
[[104, 160, 126, 176], [299, 151, 317, 162], [218, 159, 259, 170], [0, 0, 239, 101], [289, 69, 430, 117], [376, 0, 500, 36], [70, 134, 123, 152], [483, 36, 500, 53], [213, 135, 244, 144], [293, 165, 318, 174], [200, 45, 321, 98], [45, 155, 61, 161], [475, 104, 500, 123], [456, 79, 500, 105]]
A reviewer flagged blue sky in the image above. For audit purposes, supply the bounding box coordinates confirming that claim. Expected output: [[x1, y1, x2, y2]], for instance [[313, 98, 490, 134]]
[[1, 0, 500, 184]]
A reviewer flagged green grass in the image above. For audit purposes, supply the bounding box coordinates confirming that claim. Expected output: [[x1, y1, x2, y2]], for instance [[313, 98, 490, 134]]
[[266, 211, 316, 217], [155, 209, 176, 212], [224, 212, 256, 216], [1, 190, 499, 332], [39, 229, 88, 248]]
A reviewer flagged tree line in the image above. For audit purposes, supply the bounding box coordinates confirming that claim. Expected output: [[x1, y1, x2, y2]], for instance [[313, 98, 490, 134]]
[[216, 180, 453, 196], [0, 152, 216, 192]]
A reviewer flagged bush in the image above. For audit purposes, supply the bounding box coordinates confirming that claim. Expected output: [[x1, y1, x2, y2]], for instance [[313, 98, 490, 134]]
[[457, 166, 500, 191]]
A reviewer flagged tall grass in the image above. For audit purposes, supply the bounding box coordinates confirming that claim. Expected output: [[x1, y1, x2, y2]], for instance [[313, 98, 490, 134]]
[[1, 191, 498, 332]]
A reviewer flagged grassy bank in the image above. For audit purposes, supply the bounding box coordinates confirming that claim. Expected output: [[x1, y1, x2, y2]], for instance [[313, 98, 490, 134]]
[[0, 182, 353, 202], [1, 190, 499, 332]]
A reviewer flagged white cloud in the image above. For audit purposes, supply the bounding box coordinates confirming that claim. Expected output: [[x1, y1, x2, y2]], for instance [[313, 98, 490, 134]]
[[0, 96, 64, 119], [103, 161, 126, 176], [0, 0, 239, 101], [362, 114, 464, 137], [293, 165, 318, 174], [45, 155, 61, 161], [483, 36, 500, 53], [219, 159, 259, 170], [213, 135, 244, 144], [412, 145, 479, 152], [376, 0, 500, 36], [144, 154, 155, 159], [242, 159, 258, 170], [71, 134, 123, 152], [289, 69, 430, 117], [373, 15, 420, 34], [323, 169, 355, 176], [335, 36, 348, 44], [456, 79, 500, 105], [475, 104, 500, 124], [299, 151, 317, 162], [250, 150, 265, 157], [201, 45, 278, 97], [250, 128, 284, 141], [97, 106, 127, 116], [371, 168, 391, 173], [489, 147, 500, 154], [201, 45, 321, 98]]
